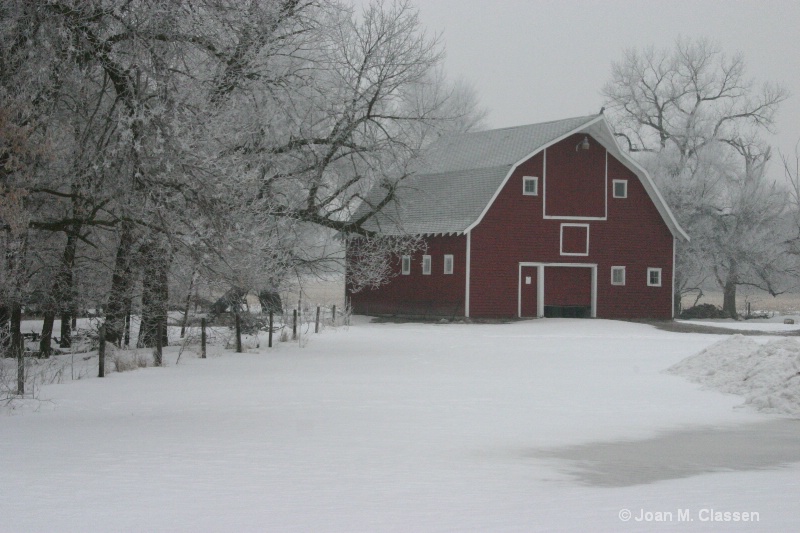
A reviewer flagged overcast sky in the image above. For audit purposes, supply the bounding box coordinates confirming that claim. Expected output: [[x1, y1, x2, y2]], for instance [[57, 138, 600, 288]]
[[408, 0, 799, 162]]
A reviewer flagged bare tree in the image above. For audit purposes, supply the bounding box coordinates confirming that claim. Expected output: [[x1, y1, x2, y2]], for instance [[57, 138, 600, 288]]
[[603, 38, 791, 317]]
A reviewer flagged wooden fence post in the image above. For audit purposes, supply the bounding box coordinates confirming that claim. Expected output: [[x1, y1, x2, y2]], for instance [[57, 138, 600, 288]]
[[201, 318, 207, 359], [235, 313, 243, 353], [154, 321, 163, 366], [332, 305, 336, 325], [315, 306, 320, 333], [98, 324, 106, 378], [268, 311, 273, 348], [292, 309, 297, 340]]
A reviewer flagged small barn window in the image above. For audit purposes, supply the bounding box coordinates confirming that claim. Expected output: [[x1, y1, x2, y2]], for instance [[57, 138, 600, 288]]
[[401, 255, 411, 275], [611, 266, 626, 286], [647, 267, 662, 287], [613, 180, 628, 198], [523, 176, 539, 196], [443, 254, 454, 274], [422, 255, 432, 275]]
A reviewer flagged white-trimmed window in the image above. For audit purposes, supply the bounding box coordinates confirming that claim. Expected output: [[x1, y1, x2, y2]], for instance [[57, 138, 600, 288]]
[[613, 179, 628, 198], [401, 255, 411, 275], [523, 176, 539, 196], [422, 255, 431, 275], [443, 254, 454, 275], [647, 267, 662, 287], [611, 266, 626, 286]]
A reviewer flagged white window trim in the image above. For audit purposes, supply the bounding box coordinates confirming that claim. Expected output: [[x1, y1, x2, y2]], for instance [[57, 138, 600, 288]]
[[422, 255, 432, 275], [559, 223, 590, 257], [647, 267, 662, 287], [443, 254, 454, 275], [613, 179, 628, 199], [611, 266, 626, 286], [522, 176, 539, 196], [401, 255, 411, 275]]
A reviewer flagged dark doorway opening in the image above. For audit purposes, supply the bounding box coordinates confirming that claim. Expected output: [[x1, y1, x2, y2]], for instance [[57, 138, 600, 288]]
[[544, 305, 591, 318]]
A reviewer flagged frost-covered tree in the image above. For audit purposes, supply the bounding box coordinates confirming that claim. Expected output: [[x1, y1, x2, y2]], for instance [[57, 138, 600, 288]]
[[782, 142, 800, 271], [603, 37, 791, 317], [1, 0, 485, 355]]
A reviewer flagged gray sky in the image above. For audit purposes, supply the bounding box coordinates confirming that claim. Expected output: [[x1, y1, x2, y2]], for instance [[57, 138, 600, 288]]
[[410, 0, 799, 163]]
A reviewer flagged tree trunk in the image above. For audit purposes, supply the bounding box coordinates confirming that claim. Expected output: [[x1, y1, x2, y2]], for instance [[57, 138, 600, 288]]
[[44, 228, 80, 349], [180, 270, 197, 338], [11, 303, 23, 394], [0, 304, 9, 355], [722, 279, 738, 319], [39, 311, 55, 357], [137, 238, 170, 348], [58, 311, 72, 348], [105, 222, 138, 346]]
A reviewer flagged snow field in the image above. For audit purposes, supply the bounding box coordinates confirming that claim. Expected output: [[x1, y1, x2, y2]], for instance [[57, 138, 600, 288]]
[[1, 318, 798, 532]]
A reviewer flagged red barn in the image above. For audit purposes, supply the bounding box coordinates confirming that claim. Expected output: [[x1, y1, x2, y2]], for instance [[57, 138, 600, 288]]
[[347, 114, 688, 319]]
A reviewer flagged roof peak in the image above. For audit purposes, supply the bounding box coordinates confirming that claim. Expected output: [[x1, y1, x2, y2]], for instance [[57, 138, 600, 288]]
[[458, 113, 601, 137]]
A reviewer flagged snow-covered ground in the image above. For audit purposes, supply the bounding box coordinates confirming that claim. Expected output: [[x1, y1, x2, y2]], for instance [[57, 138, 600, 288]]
[[1, 318, 799, 532]]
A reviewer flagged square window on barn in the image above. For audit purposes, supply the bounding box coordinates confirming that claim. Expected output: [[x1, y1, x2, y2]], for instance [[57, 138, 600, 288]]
[[443, 254, 454, 274], [560, 224, 589, 256], [647, 267, 662, 287], [613, 180, 628, 198], [611, 266, 626, 286], [401, 255, 411, 275], [523, 176, 539, 196], [422, 255, 432, 275]]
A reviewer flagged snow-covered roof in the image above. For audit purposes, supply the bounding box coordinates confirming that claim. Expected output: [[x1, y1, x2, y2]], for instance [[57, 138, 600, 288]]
[[355, 114, 688, 240]]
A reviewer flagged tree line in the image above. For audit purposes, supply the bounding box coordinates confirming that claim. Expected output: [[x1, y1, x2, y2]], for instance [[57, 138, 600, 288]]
[[0, 0, 486, 359]]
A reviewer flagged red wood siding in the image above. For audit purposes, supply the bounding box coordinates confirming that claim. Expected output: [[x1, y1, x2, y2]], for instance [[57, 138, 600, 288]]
[[347, 235, 466, 317], [560, 224, 589, 255], [545, 134, 606, 218], [469, 134, 674, 319]]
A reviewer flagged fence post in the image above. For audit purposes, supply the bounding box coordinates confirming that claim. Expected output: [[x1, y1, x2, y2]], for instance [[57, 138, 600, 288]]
[[331, 305, 336, 326], [201, 318, 207, 359], [235, 312, 243, 353], [315, 306, 320, 333], [98, 324, 106, 378], [292, 309, 297, 340], [268, 311, 273, 348], [154, 321, 163, 366]]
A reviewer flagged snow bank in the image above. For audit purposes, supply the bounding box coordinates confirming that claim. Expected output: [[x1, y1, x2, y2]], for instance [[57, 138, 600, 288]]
[[667, 335, 800, 416]]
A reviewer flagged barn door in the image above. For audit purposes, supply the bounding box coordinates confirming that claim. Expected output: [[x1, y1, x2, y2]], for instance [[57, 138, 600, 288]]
[[520, 266, 539, 317], [544, 266, 592, 318]]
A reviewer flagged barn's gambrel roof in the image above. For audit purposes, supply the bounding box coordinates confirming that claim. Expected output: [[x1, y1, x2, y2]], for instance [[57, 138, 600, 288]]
[[356, 114, 688, 240]]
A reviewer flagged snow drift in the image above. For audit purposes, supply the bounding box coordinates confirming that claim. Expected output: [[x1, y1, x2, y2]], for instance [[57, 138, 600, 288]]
[[667, 335, 800, 416]]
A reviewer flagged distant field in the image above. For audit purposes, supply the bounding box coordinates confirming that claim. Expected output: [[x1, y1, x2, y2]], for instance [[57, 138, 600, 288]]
[[282, 276, 346, 310]]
